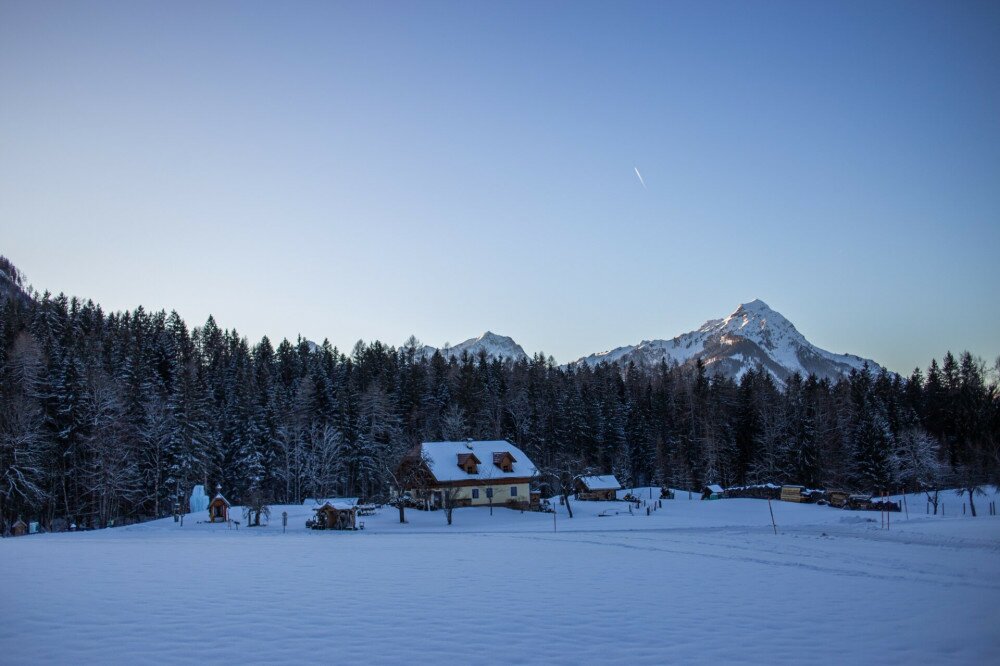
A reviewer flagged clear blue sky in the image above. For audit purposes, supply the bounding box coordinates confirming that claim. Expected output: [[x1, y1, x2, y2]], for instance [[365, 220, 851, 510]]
[[2, 1, 998, 373]]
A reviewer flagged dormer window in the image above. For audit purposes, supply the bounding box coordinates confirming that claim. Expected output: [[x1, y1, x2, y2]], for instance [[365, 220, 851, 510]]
[[493, 451, 516, 473], [456, 453, 481, 474]]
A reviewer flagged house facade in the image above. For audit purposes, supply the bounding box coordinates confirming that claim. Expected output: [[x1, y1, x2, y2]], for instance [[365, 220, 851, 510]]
[[399, 440, 539, 510]]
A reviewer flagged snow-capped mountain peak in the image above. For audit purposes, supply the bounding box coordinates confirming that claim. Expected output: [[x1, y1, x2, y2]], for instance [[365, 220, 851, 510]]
[[419, 331, 529, 362], [572, 300, 879, 383]]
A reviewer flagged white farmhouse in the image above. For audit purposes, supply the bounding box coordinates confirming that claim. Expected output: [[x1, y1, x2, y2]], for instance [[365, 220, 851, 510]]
[[398, 440, 539, 509]]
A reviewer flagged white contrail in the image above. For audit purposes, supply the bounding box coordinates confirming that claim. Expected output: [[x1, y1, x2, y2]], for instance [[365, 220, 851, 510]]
[[634, 166, 647, 190]]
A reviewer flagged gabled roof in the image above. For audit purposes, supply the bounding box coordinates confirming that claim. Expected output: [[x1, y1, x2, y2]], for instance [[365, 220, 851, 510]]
[[578, 475, 621, 491], [704, 484, 724, 494], [493, 451, 516, 465], [211, 493, 231, 507], [456, 452, 482, 467], [316, 498, 358, 512], [420, 441, 538, 483]]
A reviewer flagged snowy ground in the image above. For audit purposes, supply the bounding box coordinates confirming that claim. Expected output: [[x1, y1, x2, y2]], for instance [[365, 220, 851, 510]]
[[2, 489, 999, 665]]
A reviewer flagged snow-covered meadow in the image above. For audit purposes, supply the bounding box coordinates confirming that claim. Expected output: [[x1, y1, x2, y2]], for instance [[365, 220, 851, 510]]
[[2, 490, 998, 664]]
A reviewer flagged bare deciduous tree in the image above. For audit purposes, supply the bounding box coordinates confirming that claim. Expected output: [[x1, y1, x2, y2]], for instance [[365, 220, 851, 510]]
[[385, 447, 432, 524], [242, 489, 271, 527], [441, 485, 462, 526], [540, 454, 595, 519]]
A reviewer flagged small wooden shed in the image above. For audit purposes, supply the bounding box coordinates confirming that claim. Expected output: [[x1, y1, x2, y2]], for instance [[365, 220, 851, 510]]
[[11, 518, 28, 537], [702, 484, 725, 500], [313, 500, 358, 530], [576, 475, 622, 501], [208, 485, 231, 523]]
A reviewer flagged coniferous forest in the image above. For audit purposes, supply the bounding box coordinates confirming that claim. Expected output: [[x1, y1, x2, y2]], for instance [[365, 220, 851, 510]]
[[1, 257, 997, 531]]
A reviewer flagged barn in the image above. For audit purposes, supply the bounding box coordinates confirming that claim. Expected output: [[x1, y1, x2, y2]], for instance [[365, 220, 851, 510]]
[[11, 518, 28, 537], [576, 475, 622, 501]]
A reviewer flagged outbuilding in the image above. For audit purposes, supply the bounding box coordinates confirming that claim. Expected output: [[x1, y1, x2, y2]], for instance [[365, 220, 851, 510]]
[[208, 485, 231, 523], [10, 518, 28, 537], [312, 499, 359, 530], [576, 475, 622, 501], [702, 484, 725, 500]]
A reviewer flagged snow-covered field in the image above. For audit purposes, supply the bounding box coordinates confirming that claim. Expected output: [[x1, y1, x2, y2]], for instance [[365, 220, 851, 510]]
[[2, 490, 999, 664]]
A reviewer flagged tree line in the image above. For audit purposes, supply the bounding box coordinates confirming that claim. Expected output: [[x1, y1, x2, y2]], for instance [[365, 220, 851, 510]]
[[1, 273, 997, 530]]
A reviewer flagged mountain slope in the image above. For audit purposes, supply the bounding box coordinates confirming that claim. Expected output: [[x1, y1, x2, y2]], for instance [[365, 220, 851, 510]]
[[572, 299, 879, 382], [0, 256, 31, 305]]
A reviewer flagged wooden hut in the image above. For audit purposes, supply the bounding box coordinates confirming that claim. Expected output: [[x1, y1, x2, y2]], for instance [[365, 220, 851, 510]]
[[702, 484, 724, 500], [576, 475, 622, 501], [11, 518, 28, 537], [313, 499, 358, 530], [208, 484, 231, 523]]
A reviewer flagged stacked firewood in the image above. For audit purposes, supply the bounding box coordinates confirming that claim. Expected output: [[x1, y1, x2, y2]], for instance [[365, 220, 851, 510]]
[[724, 484, 781, 500]]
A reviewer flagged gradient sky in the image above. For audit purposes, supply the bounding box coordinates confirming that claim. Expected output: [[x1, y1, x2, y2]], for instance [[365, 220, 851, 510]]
[[2, 1, 998, 373]]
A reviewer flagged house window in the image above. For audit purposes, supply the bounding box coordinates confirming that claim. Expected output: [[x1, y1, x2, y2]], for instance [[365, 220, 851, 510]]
[[510, 486, 518, 497], [472, 489, 480, 499]]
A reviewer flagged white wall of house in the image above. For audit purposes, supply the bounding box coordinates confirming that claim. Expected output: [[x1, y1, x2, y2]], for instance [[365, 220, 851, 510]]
[[440, 481, 531, 506]]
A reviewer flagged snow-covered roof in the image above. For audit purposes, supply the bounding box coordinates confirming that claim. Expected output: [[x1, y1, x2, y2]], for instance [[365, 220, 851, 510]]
[[704, 484, 724, 494], [578, 475, 621, 491], [316, 498, 359, 512], [420, 441, 538, 483], [211, 493, 231, 506]]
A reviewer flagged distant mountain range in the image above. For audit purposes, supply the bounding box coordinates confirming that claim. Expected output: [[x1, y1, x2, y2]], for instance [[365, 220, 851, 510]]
[[418, 300, 880, 383], [1, 255, 879, 385]]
